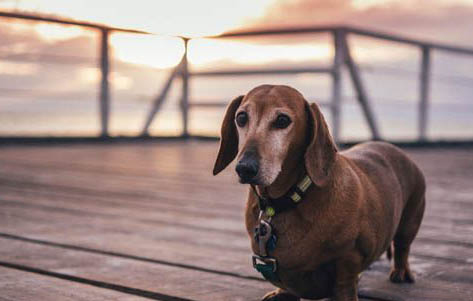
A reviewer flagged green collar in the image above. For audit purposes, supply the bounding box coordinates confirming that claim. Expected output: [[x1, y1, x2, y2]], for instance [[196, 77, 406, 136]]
[[251, 174, 313, 216]]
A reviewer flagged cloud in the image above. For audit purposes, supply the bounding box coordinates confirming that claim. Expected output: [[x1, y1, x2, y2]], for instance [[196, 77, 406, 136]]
[[0, 20, 168, 101], [249, 0, 473, 47]]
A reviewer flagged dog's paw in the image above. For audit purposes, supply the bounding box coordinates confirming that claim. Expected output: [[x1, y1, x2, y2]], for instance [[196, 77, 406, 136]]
[[261, 289, 300, 301], [389, 268, 415, 283]]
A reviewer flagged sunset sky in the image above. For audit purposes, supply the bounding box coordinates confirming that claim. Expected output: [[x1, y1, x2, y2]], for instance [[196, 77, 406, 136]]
[[1, 0, 473, 70], [1, 0, 473, 68], [0, 0, 472, 138], [0, 0, 473, 40]]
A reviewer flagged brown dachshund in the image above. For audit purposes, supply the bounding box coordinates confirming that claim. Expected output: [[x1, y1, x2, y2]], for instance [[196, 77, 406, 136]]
[[213, 85, 425, 301]]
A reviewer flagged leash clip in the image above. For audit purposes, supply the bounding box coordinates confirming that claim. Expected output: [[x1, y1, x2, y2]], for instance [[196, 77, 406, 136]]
[[252, 255, 277, 273], [257, 219, 273, 257]]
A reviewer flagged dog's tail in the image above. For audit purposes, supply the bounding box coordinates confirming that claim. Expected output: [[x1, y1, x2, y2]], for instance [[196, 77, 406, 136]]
[[386, 242, 393, 261]]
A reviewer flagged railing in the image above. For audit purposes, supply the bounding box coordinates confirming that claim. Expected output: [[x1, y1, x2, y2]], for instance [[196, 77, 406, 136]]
[[1, 11, 473, 142], [142, 26, 473, 142], [0, 11, 149, 137]]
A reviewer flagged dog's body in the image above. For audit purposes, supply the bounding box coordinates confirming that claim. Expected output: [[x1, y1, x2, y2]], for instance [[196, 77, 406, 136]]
[[213, 85, 425, 301], [246, 141, 425, 300]]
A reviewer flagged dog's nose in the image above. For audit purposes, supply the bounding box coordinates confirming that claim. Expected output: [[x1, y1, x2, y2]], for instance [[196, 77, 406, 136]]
[[236, 159, 259, 183]]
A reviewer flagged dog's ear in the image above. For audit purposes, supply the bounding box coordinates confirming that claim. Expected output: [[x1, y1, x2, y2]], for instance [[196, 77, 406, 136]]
[[304, 102, 338, 187], [213, 95, 244, 175]]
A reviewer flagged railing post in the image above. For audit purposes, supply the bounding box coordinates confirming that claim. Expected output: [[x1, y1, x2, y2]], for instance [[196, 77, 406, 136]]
[[180, 38, 190, 138], [342, 33, 381, 140], [141, 61, 182, 136], [331, 29, 344, 143], [419, 46, 431, 142], [99, 28, 110, 137]]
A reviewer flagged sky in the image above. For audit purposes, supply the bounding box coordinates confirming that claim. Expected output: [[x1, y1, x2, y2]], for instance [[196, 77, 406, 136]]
[[0, 0, 472, 138], [253, 0, 473, 45], [1, 0, 473, 67], [1, 0, 473, 69], [1, 0, 473, 42]]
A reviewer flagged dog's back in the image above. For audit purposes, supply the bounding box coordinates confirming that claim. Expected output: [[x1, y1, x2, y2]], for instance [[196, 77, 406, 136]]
[[342, 141, 426, 205]]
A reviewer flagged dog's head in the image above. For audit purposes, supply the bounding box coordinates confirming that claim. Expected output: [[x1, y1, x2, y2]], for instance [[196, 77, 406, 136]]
[[213, 85, 337, 187]]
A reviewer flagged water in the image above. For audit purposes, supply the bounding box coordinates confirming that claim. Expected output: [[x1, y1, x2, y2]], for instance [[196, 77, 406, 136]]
[[1, 96, 471, 141]]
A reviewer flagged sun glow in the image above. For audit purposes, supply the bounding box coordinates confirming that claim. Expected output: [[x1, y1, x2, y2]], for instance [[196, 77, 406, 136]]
[[352, 0, 397, 9], [1, 0, 333, 70], [111, 34, 184, 69], [0, 0, 413, 73], [2, 0, 276, 37], [188, 39, 332, 67], [34, 23, 86, 42], [0, 62, 39, 75]]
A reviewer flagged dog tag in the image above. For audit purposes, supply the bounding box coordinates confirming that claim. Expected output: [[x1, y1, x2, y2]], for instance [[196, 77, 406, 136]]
[[257, 220, 272, 257], [254, 227, 260, 243], [267, 234, 277, 252], [254, 226, 277, 252]]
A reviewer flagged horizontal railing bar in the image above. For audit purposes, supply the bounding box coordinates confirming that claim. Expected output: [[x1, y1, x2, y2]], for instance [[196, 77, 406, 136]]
[[347, 27, 473, 56], [189, 101, 332, 108], [213, 26, 339, 38], [212, 25, 473, 57], [2, 12, 472, 56], [0, 11, 150, 34], [188, 102, 227, 108], [190, 67, 333, 77]]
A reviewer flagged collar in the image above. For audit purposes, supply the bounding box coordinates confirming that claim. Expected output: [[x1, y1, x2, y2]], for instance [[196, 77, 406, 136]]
[[251, 174, 313, 217], [250, 174, 313, 282]]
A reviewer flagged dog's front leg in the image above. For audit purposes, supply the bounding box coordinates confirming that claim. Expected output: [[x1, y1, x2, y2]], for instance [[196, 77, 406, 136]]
[[331, 253, 362, 301], [261, 288, 300, 301]]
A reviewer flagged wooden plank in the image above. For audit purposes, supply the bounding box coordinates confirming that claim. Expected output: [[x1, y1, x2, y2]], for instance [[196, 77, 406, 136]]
[[0, 146, 471, 239], [1, 144, 471, 201], [1, 169, 470, 226], [2, 158, 472, 227], [0, 267, 151, 301], [1, 184, 473, 280], [359, 270, 473, 301], [1, 237, 472, 301], [1, 161, 472, 237], [0, 238, 272, 301], [2, 182, 473, 244], [0, 144, 472, 247], [0, 186, 473, 256], [0, 198, 257, 276], [1, 195, 471, 298]]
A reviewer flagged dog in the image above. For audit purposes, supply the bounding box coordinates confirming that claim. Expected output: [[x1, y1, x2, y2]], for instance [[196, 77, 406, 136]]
[[213, 85, 425, 301]]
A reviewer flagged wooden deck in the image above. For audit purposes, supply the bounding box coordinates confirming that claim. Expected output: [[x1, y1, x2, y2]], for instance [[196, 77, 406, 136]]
[[0, 141, 472, 301]]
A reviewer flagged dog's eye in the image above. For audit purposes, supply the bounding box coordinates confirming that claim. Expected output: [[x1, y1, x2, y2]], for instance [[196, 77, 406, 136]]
[[273, 114, 291, 129], [236, 112, 248, 127]]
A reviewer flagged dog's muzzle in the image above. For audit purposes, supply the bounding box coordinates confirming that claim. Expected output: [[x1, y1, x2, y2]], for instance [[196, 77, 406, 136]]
[[236, 151, 259, 184]]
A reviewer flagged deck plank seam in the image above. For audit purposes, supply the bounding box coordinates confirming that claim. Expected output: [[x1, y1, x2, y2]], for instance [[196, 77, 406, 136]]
[[0, 232, 264, 282], [0, 260, 196, 301]]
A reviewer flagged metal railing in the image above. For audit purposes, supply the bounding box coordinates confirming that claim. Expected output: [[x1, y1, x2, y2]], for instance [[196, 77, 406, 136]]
[[1, 11, 473, 142]]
